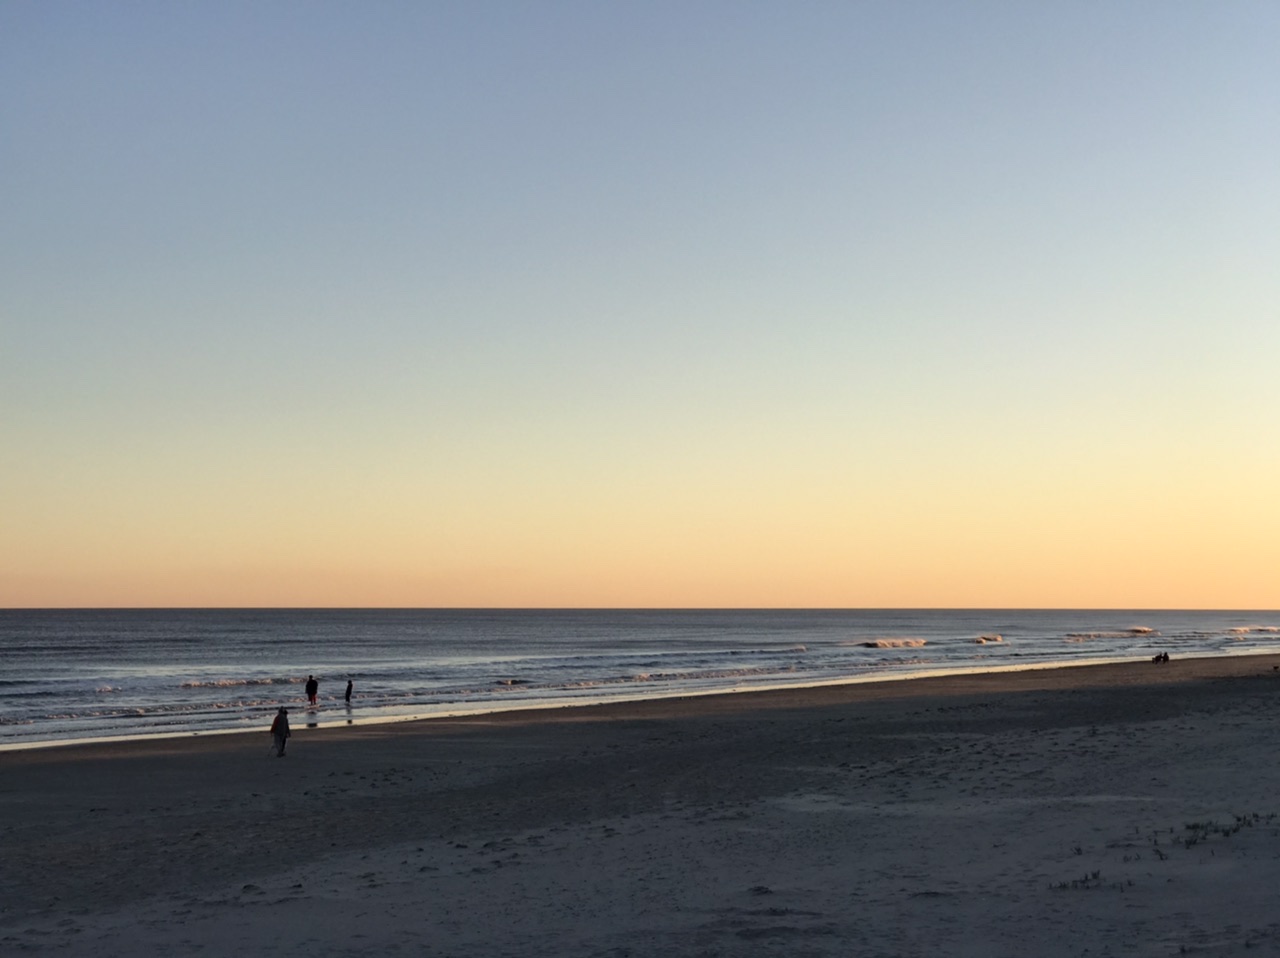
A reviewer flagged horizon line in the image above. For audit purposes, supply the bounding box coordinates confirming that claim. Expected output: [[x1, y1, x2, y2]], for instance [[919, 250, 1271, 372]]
[[3, 605, 1279, 614]]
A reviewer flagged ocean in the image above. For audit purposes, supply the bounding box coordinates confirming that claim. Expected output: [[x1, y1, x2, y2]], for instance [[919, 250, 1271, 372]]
[[2, 608, 1278, 750]]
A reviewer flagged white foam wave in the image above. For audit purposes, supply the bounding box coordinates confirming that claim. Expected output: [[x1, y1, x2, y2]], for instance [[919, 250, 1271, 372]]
[[179, 678, 298, 689], [975, 635, 1003, 644], [1064, 629, 1157, 642], [858, 638, 928, 649]]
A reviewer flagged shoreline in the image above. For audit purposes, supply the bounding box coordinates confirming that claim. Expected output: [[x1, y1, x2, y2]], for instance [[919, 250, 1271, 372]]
[[5, 648, 1275, 756], [6, 651, 1280, 955]]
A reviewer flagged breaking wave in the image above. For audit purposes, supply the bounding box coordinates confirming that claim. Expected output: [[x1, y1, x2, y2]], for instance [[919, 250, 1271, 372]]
[[179, 677, 302, 689], [1065, 628, 1159, 642]]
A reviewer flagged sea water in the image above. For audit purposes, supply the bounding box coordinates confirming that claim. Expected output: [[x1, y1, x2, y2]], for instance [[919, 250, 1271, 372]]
[[1, 608, 1277, 749]]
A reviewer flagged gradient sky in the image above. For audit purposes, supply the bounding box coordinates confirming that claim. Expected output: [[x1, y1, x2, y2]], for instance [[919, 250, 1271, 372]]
[[3, 1, 1278, 608]]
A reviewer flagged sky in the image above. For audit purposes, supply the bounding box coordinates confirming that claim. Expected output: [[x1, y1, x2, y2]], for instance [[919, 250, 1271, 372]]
[[2, 1, 1278, 609]]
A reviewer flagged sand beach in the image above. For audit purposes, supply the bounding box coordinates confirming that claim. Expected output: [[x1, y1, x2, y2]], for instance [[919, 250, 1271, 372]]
[[5, 654, 1280, 956]]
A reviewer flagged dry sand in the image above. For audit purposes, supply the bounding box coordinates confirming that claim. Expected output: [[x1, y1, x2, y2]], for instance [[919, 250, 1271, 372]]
[[5, 655, 1280, 956]]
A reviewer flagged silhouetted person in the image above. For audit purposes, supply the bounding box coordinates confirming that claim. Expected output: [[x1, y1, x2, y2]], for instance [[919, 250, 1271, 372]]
[[270, 707, 290, 757], [305, 675, 318, 706], [344, 679, 353, 704]]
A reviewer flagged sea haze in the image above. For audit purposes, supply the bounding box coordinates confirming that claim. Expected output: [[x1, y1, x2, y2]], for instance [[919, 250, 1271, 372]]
[[1, 609, 1278, 749]]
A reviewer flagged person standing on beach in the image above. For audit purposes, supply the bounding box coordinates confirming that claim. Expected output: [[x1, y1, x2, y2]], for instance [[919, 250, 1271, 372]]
[[305, 675, 319, 706], [344, 679, 353, 704], [270, 707, 290, 757]]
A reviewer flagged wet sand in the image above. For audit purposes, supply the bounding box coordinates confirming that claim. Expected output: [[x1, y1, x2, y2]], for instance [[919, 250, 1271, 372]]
[[5, 654, 1280, 956]]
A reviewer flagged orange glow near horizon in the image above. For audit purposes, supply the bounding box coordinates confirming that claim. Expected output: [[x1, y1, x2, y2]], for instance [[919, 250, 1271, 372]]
[[4, 441, 1277, 609]]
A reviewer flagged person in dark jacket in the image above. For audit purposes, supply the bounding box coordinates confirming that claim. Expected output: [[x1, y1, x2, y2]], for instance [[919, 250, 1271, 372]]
[[270, 707, 290, 757], [305, 675, 318, 706]]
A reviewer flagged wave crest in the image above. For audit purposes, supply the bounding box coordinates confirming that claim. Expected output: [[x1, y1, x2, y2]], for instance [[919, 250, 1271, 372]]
[[179, 677, 301, 689], [1065, 628, 1158, 642]]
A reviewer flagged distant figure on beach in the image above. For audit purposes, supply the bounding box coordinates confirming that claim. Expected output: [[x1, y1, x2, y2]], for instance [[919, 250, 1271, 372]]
[[270, 707, 290, 757], [345, 679, 353, 704], [305, 675, 319, 706]]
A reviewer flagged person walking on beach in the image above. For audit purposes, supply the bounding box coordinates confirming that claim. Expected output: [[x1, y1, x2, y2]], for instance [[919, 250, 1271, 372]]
[[344, 679, 353, 704], [270, 707, 291, 757], [305, 675, 319, 706]]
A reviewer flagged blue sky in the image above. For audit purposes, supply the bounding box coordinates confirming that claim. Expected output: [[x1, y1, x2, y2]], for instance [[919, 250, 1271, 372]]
[[3, 2, 1278, 607]]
